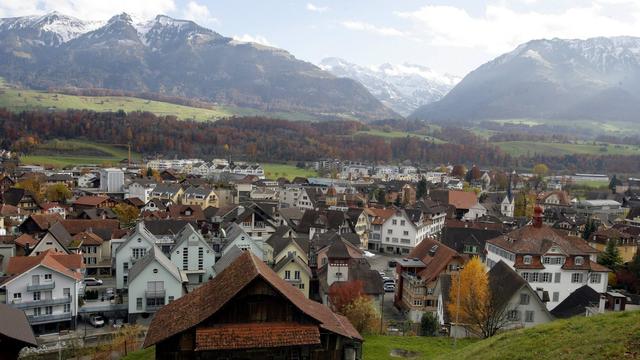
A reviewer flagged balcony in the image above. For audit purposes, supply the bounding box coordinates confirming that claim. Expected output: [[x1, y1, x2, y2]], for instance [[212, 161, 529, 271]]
[[146, 304, 164, 312], [13, 296, 71, 309], [145, 290, 166, 298], [27, 313, 72, 325], [27, 281, 55, 292]]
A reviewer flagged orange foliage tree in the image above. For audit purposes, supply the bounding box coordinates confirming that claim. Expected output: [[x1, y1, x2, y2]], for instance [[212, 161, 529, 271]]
[[328, 280, 364, 314]]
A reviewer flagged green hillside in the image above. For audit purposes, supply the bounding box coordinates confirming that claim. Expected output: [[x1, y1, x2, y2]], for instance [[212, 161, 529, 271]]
[[0, 79, 316, 121], [439, 310, 640, 360], [20, 139, 142, 167], [496, 141, 640, 157]]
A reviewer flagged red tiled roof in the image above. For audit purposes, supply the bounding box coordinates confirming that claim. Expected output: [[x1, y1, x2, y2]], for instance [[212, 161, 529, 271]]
[[487, 225, 598, 256], [407, 238, 462, 282], [72, 232, 103, 246], [6, 250, 83, 280], [73, 196, 110, 207], [27, 214, 64, 231], [14, 234, 37, 248], [144, 251, 362, 348], [0, 204, 20, 216], [194, 323, 320, 351], [447, 190, 478, 210], [59, 219, 120, 235]]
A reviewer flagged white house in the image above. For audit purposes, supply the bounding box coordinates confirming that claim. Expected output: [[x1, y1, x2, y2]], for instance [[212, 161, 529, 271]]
[[221, 223, 266, 261], [1, 250, 83, 332], [99, 168, 124, 193], [127, 245, 186, 320], [114, 223, 159, 290], [485, 210, 609, 310], [169, 224, 216, 287], [126, 180, 158, 203], [501, 193, 515, 218]]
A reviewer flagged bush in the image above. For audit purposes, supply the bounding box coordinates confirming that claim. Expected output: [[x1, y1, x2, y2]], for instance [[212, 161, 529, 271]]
[[420, 313, 439, 336]]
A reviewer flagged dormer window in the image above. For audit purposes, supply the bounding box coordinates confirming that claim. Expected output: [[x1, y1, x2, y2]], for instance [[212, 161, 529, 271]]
[[523, 255, 532, 265], [575, 256, 584, 266]]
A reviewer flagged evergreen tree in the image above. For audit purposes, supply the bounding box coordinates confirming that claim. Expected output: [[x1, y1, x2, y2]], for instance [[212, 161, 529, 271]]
[[598, 239, 623, 270], [416, 178, 428, 200], [420, 313, 439, 337]]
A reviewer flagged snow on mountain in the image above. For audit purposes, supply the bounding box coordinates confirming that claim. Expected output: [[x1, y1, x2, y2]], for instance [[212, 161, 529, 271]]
[[0, 11, 103, 45], [320, 57, 460, 116]]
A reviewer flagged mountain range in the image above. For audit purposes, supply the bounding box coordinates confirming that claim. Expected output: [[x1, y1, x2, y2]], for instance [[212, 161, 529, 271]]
[[412, 36, 640, 123], [319, 57, 459, 116], [0, 12, 397, 121]]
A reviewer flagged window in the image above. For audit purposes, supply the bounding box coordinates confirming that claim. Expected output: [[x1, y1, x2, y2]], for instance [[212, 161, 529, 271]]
[[13, 293, 21, 299], [33, 308, 41, 316], [132, 248, 146, 259], [575, 257, 584, 266], [523, 255, 532, 265], [33, 292, 41, 301], [403, 231, 409, 236], [63, 288, 70, 298], [463, 245, 478, 254], [520, 293, 530, 305], [123, 262, 129, 271], [123, 275, 128, 286], [392, 220, 397, 225], [521, 272, 529, 281], [530, 273, 540, 282], [183, 247, 189, 270], [45, 306, 53, 315], [553, 292, 559, 302], [387, 229, 393, 235], [284, 271, 291, 280], [590, 273, 602, 284], [571, 273, 583, 283], [525, 311, 535, 322], [64, 304, 70, 313], [168, 296, 175, 303], [44, 274, 52, 280], [507, 310, 519, 321], [554, 273, 561, 283], [413, 300, 423, 306], [294, 271, 301, 280], [198, 247, 204, 270], [198, 274, 203, 283], [299, 284, 305, 290], [401, 220, 406, 226], [541, 273, 552, 283]]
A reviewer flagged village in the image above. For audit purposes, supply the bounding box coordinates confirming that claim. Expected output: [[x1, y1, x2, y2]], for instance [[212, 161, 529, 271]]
[[0, 154, 639, 359]]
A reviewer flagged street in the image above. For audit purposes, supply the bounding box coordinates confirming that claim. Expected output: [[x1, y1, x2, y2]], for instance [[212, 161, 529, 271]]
[[365, 251, 407, 323]]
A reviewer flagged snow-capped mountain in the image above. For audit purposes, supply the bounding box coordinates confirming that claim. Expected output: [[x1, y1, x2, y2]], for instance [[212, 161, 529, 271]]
[[0, 12, 397, 121], [412, 36, 640, 123], [320, 57, 460, 116]]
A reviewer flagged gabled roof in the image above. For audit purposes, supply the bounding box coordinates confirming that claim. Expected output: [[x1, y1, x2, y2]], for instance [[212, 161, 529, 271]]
[[14, 234, 38, 248], [171, 223, 213, 254], [0, 303, 37, 346], [22, 214, 64, 232], [143, 220, 196, 236], [5, 250, 83, 281], [487, 224, 599, 256], [115, 222, 158, 255], [550, 285, 600, 319], [441, 227, 502, 254], [487, 260, 529, 310], [71, 231, 104, 246], [128, 245, 185, 284], [47, 221, 73, 248], [59, 219, 120, 236], [212, 245, 243, 275], [406, 238, 461, 282], [144, 251, 362, 348], [273, 252, 312, 276], [73, 195, 110, 207]]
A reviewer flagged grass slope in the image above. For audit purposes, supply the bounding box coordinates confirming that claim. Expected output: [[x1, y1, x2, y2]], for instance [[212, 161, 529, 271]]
[[20, 139, 141, 167], [496, 141, 640, 157], [439, 310, 640, 360], [364, 335, 476, 360], [263, 163, 318, 180], [121, 346, 155, 360], [0, 79, 317, 121]]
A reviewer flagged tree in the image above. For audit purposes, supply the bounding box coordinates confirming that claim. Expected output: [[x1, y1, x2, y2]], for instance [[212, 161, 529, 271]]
[[598, 239, 623, 270], [609, 174, 618, 194], [514, 192, 535, 218], [451, 164, 467, 178], [420, 312, 439, 336], [328, 280, 364, 314], [113, 203, 140, 227], [416, 177, 428, 200], [533, 163, 549, 178], [582, 218, 598, 240], [45, 183, 72, 203], [447, 257, 511, 338], [15, 178, 43, 202], [342, 296, 380, 335]]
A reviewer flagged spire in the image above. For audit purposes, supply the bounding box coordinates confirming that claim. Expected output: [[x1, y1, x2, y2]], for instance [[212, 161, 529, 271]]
[[507, 171, 513, 202]]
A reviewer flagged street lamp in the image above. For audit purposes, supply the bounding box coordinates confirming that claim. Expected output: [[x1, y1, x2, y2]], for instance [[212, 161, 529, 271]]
[[453, 265, 464, 349]]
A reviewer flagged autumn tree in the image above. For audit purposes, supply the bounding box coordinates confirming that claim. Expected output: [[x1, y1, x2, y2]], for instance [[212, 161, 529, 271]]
[[598, 239, 623, 270], [448, 257, 511, 338], [451, 164, 467, 178], [15, 178, 43, 202], [328, 280, 364, 314], [514, 192, 536, 218], [342, 296, 380, 335], [45, 183, 72, 203], [113, 203, 140, 228], [532, 163, 549, 189]]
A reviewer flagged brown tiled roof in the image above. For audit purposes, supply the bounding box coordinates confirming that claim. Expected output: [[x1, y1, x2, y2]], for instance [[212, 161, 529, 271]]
[[194, 323, 320, 351], [59, 219, 120, 235], [447, 190, 478, 210], [144, 251, 362, 348], [167, 205, 205, 221], [0, 235, 17, 244], [28, 214, 64, 231], [14, 234, 37, 248], [0, 204, 20, 216], [366, 207, 395, 225], [73, 195, 110, 207], [487, 225, 597, 256], [72, 232, 104, 246], [0, 303, 37, 346], [406, 238, 461, 282], [6, 250, 83, 280]]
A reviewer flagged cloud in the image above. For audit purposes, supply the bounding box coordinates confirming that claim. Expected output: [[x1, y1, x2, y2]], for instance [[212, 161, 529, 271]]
[[233, 34, 275, 47], [306, 3, 328, 13], [395, 2, 640, 54], [181, 1, 217, 26], [341, 20, 405, 37], [0, 0, 176, 21]]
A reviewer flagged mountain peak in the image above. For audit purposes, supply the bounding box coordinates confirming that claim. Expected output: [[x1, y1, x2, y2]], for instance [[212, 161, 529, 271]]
[[108, 12, 133, 24]]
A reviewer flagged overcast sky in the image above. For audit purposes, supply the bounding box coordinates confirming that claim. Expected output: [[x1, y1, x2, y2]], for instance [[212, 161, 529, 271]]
[[2, 0, 640, 76]]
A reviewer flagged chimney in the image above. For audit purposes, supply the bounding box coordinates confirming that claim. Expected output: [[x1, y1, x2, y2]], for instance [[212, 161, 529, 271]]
[[599, 294, 606, 313], [533, 204, 543, 228]]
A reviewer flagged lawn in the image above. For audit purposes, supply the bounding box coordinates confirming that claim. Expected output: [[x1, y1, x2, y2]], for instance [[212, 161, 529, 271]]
[[20, 139, 142, 168], [495, 141, 640, 157], [364, 335, 476, 360], [122, 346, 155, 360], [0, 78, 317, 121], [263, 163, 318, 180], [440, 310, 640, 360]]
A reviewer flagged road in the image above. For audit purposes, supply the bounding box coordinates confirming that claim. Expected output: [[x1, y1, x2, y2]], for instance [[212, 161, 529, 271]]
[[366, 252, 407, 323]]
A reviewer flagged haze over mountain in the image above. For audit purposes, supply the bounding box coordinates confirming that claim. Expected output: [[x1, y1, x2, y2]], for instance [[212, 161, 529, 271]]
[[412, 36, 640, 123], [0, 12, 397, 121], [320, 57, 459, 116]]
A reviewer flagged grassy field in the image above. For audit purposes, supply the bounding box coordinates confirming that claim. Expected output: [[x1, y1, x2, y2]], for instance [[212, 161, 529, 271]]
[[486, 118, 640, 135], [440, 310, 640, 360], [496, 141, 640, 157], [121, 346, 155, 360], [355, 129, 446, 144], [364, 335, 476, 360], [263, 163, 318, 180], [20, 139, 142, 167], [0, 78, 317, 121]]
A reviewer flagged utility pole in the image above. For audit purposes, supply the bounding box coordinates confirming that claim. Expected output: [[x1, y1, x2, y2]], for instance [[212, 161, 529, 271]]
[[453, 265, 464, 349], [380, 292, 384, 334]]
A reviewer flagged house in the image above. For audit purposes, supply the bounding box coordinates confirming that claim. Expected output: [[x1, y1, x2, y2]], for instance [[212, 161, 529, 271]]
[[551, 286, 632, 318], [169, 224, 215, 288], [142, 198, 172, 213], [181, 186, 218, 209], [366, 207, 395, 252], [0, 175, 16, 193], [99, 168, 125, 193], [273, 250, 312, 298], [1, 250, 83, 333], [150, 184, 184, 204], [430, 190, 486, 221], [500, 190, 515, 218], [30, 222, 73, 256], [72, 195, 114, 210], [394, 238, 465, 322], [70, 231, 110, 275], [167, 204, 205, 222], [574, 200, 624, 222], [2, 188, 40, 213], [126, 179, 158, 203], [114, 222, 160, 290], [14, 234, 38, 256], [485, 206, 610, 310], [127, 245, 186, 321], [0, 303, 37, 360], [77, 208, 118, 220], [18, 214, 63, 235], [143, 251, 363, 359], [221, 223, 266, 260], [347, 208, 370, 250], [440, 226, 502, 260], [588, 226, 639, 263]]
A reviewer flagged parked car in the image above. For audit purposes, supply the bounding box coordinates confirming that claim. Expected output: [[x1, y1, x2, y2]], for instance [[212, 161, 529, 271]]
[[388, 260, 398, 268], [112, 319, 124, 329], [383, 278, 395, 285], [105, 288, 115, 300], [378, 271, 386, 277], [384, 283, 396, 292], [89, 315, 104, 327], [84, 278, 103, 286]]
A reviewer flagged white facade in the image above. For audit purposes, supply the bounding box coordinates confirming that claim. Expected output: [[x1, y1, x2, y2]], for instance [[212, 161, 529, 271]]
[[114, 224, 158, 289], [126, 182, 157, 203], [500, 286, 554, 330], [100, 168, 124, 193], [170, 225, 216, 286], [1, 264, 81, 328], [501, 195, 515, 218], [380, 210, 424, 255]]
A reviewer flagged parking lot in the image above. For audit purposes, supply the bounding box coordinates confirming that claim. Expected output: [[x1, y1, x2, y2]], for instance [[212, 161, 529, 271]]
[[365, 252, 407, 323]]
